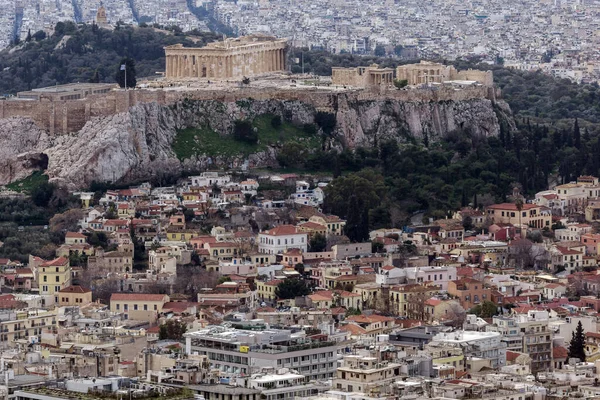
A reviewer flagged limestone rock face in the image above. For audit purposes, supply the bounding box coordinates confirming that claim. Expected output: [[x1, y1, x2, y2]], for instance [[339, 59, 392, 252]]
[[0, 117, 50, 185], [2, 94, 514, 190], [45, 102, 181, 189], [335, 96, 504, 148]]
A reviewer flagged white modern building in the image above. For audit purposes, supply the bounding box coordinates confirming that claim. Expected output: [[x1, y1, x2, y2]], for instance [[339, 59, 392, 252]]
[[184, 323, 338, 380], [430, 331, 507, 369]]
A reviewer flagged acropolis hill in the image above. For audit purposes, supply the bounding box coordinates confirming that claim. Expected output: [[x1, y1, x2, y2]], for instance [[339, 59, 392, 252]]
[[0, 36, 512, 189]]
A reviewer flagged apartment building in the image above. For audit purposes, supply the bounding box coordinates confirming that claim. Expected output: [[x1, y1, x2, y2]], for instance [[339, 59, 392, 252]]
[[516, 311, 552, 374], [38, 257, 72, 298], [0, 309, 57, 345], [333, 355, 402, 396], [430, 331, 507, 370], [184, 323, 338, 380]]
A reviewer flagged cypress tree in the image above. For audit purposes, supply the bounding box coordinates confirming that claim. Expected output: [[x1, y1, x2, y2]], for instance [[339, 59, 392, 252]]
[[568, 321, 586, 362], [574, 118, 581, 149]]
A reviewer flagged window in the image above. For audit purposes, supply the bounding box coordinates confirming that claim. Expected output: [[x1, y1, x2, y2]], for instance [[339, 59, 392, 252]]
[[116, 304, 120, 310], [144, 305, 148, 311], [43, 276, 47, 282], [55, 276, 60, 282]]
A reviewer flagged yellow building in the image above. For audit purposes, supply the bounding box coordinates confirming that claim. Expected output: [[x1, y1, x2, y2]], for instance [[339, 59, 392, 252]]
[[206, 242, 241, 261], [110, 293, 169, 322], [39, 257, 72, 297], [309, 215, 346, 236], [297, 221, 327, 238], [485, 203, 552, 230], [0, 309, 57, 343], [256, 279, 282, 303], [58, 285, 93, 306], [389, 284, 439, 317], [166, 229, 199, 242]]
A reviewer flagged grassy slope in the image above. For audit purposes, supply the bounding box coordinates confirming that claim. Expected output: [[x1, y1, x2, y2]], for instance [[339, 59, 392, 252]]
[[172, 114, 320, 160], [5, 171, 49, 193]]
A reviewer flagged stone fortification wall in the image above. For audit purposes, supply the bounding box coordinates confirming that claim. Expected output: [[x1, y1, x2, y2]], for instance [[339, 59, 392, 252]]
[[454, 69, 494, 87], [0, 85, 497, 135]]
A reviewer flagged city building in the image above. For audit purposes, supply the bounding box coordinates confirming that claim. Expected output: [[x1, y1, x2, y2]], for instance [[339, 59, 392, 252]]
[[184, 323, 338, 380]]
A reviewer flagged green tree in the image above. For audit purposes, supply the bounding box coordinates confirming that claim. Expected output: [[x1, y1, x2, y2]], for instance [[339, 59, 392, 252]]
[[323, 169, 386, 220], [276, 142, 306, 168], [309, 233, 327, 252], [115, 57, 137, 88], [89, 69, 100, 83], [314, 111, 337, 137], [374, 44, 386, 57], [372, 241, 384, 253], [469, 300, 498, 318], [32, 30, 46, 41], [345, 195, 369, 242], [393, 79, 408, 89], [158, 320, 187, 340], [271, 115, 282, 129], [31, 182, 55, 208], [275, 278, 310, 299], [233, 120, 258, 144], [573, 118, 581, 149], [568, 321, 586, 362], [345, 307, 362, 316]]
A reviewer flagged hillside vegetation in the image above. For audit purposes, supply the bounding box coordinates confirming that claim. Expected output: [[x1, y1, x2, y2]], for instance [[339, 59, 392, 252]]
[[0, 22, 219, 94], [172, 114, 321, 164]]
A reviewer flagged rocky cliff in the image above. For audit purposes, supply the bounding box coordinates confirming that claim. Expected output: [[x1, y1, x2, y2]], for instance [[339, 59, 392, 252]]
[[0, 93, 514, 190]]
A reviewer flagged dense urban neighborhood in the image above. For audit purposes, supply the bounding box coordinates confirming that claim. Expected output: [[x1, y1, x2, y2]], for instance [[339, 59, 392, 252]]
[[0, 169, 599, 399], [2, 1, 600, 399]]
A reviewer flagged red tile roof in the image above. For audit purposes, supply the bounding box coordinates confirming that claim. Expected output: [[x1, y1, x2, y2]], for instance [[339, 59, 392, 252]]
[[110, 293, 168, 302], [41, 257, 68, 267], [553, 346, 568, 359], [65, 232, 86, 238], [59, 285, 91, 294], [263, 225, 301, 236]]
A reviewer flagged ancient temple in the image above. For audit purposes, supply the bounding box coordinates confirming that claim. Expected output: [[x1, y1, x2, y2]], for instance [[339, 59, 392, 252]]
[[164, 34, 287, 80]]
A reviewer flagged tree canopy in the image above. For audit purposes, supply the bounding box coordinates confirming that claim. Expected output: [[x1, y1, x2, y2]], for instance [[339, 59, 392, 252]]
[[275, 278, 311, 299], [0, 22, 220, 94], [469, 300, 498, 318], [159, 320, 187, 340]]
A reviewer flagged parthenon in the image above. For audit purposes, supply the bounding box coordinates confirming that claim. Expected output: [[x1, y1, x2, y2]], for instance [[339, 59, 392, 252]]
[[164, 34, 287, 80]]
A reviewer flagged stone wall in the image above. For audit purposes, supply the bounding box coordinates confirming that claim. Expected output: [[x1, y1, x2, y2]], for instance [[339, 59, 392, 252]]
[[454, 69, 494, 87], [0, 85, 498, 135]]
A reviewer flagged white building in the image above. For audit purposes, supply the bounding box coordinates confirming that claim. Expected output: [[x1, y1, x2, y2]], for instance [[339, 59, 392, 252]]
[[190, 172, 231, 188], [248, 371, 325, 400], [258, 225, 308, 255], [430, 331, 507, 369], [405, 266, 457, 291]]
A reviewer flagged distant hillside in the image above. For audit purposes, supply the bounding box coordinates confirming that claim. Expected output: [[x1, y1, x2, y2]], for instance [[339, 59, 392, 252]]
[[0, 22, 220, 95]]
